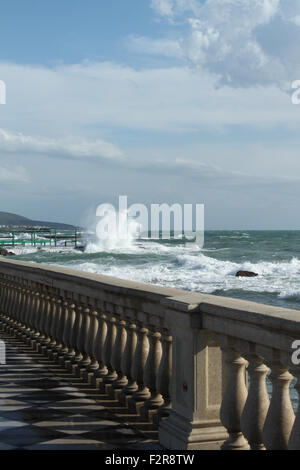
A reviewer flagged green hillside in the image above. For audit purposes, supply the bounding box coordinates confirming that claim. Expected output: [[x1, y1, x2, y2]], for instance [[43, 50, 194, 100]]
[[0, 211, 77, 230]]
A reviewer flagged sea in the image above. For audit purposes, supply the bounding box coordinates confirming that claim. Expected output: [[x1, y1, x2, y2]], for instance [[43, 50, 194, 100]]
[[9, 230, 300, 312]]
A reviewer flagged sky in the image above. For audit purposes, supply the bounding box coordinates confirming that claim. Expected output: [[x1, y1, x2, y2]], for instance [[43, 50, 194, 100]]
[[1, 0, 300, 229]]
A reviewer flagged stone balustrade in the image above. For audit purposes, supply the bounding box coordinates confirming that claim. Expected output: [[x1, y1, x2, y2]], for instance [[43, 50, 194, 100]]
[[0, 258, 300, 450]]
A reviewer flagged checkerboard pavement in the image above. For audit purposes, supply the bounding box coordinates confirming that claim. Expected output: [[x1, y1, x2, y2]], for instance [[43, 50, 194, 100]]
[[0, 331, 163, 450]]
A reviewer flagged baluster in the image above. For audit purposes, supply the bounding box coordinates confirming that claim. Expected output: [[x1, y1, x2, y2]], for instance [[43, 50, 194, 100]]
[[22, 289, 35, 340], [3, 282, 12, 320], [0, 280, 5, 314], [31, 290, 43, 346], [14, 284, 24, 333], [220, 347, 249, 450], [37, 292, 46, 334], [112, 319, 127, 389], [44, 295, 53, 340], [84, 307, 100, 381], [1, 280, 8, 315], [102, 315, 117, 384], [0, 280, 7, 314], [76, 306, 91, 375], [0, 281, 5, 325], [4, 282, 12, 331], [132, 326, 150, 403], [5, 283, 14, 322], [0, 280, 8, 311], [143, 329, 164, 413], [93, 313, 108, 385], [154, 329, 172, 422], [0, 280, 10, 325], [8, 283, 18, 333], [46, 297, 59, 355], [288, 368, 300, 449], [51, 298, 64, 360], [0, 279, 6, 310], [241, 354, 269, 450], [57, 300, 72, 361], [4, 282, 14, 327], [69, 304, 84, 371], [38, 295, 52, 351], [4, 282, 12, 330], [28, 291, 41, 346], [8, 284, 19, 334], [0, 281, 10, 329], [121, 322, 138, 397], [61, 301, 77, 365], [17, 288, 28, 335], [14, 283, 23, 328], [263, 360, 295, 450]]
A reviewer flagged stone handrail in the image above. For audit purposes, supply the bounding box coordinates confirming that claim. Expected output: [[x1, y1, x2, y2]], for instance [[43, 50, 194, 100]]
[[0, 258, 300, 450]]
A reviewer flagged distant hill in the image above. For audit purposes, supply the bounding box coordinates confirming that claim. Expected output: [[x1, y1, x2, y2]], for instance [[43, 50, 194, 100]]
[[0, 211, 77, 230]]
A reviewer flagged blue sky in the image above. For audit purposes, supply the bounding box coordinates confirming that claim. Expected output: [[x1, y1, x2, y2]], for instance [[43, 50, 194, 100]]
[[0, 0, 171, 65], [1, 0, 300, 229]]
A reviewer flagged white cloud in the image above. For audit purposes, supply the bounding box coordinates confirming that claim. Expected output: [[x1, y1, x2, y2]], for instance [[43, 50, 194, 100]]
[[151, 0, 200, 18], [151, 0, 174, 17], [0, 165, 29, 183], [148, 0, 300, 88], [0, 60, 298, 138], [128, 35, 184, 58], [0, 129, 123, 161], [0, 58, 300, 217]]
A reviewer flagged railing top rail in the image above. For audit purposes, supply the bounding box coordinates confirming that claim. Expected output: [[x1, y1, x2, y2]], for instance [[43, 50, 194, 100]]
[[0, 257, 186, 300]]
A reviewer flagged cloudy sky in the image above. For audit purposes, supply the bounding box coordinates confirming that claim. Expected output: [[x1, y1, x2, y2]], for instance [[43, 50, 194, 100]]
[[1, 0, 300, 228]]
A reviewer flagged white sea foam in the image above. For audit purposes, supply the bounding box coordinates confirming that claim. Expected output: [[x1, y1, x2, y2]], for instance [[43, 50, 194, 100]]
[[11, 229, 300, 306], [50, 247, 300, 303], [10, 246, 78, 256]]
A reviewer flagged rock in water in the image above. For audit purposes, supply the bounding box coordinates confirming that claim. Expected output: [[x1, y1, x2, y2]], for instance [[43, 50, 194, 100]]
[[75, 245, 85, 252], [236, 270, 258, 278], [0, 247, 15, 256]]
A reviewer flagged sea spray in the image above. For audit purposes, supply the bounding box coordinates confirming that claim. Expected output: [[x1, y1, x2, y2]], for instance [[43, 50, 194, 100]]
[[84, 210, 141, 253]]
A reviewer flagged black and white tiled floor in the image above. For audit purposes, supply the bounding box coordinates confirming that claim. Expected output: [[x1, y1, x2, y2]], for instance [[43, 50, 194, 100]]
[[0, 331, 162, 450]]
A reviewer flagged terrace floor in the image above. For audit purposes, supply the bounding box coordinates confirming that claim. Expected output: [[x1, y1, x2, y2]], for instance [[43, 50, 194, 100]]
[[0, 331, 162, 450]]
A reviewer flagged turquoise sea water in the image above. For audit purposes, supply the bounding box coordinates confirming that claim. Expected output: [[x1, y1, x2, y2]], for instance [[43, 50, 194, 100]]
[[10, 230, 300, 311]]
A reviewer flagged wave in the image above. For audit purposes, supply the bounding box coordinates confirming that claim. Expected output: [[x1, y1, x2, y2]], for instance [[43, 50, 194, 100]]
[[174, 254, 300, 277], [11, 231, 300, 308]]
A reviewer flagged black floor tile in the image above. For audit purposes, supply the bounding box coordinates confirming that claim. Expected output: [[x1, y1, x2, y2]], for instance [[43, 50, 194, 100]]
[[0, 330, 162, 450]]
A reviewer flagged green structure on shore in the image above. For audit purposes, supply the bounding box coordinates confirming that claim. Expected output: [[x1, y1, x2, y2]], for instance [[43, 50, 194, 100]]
[[0, 228, 82, 248]]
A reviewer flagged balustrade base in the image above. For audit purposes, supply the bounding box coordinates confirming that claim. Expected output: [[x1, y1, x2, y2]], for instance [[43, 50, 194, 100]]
[[110, 388, 124, 403], [159, 412, 228, 450], [63, 359, 73, 370], [82, 370, 93, 383], [119, 392, 133, 408], [40, 345, 50, 355], [221, 432, 250, 450], [48, 351, 58, 361], [78, 366, 90, 379], [90, 375, 100, 387], [128, 399, 147, 416], [58, 355, 67, 366], [153, 406, 171, 427], [99, 382, 112, 395], [140, 406, 159, 424], [86, 372, 96, 384]]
